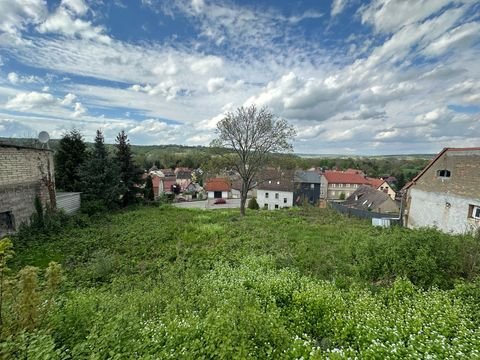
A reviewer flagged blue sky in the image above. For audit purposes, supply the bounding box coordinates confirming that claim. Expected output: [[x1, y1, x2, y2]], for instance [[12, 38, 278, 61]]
[[0, 0, 479, 154]]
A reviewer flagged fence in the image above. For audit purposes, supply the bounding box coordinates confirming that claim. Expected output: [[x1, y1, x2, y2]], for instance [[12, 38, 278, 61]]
[[56, 192, 81, 214], [329, 202, 401, 226]]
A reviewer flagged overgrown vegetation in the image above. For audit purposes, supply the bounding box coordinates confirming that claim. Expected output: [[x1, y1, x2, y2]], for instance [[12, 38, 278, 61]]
[[3, 206, 480, 358]]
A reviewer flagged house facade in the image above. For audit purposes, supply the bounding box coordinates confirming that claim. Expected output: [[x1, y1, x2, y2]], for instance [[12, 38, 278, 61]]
[[0, 144, 55, 237], [365, 177, 396, 200], [176, 169, 192, 191], [403, 147, 480, 234], [293, 170, 321, 205], [320, 171, 367, 201], [257, 170, 294, 210]]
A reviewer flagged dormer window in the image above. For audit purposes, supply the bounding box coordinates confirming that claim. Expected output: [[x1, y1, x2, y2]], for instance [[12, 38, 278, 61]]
[[437, 169, 451, 178]]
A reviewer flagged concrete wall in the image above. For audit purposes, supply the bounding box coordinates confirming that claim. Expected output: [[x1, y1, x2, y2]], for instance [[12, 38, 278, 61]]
[[406, 188, 480, 234], [0, 145, 54, 235], [257, 189, 293, 210]]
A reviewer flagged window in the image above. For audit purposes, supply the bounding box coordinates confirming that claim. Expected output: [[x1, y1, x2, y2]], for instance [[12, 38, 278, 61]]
[[275, 204, 279, 209], [437, 169, 451, 178], [0, 211, 15, 232], [469, 205, 480, 220], [310, 184, 314, 189], [265, 192, 269, 198], [284, 198, 287, 203], [264, 204, 268, 210], [275, 193, 279, 199]]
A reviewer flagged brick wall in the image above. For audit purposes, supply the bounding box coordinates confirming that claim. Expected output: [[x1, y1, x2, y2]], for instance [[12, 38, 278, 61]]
[[0, 145, 55, 235]]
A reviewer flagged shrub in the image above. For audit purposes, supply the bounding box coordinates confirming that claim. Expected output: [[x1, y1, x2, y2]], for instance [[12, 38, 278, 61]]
[[247, 197, 259, 210], [80, 199, 107, 216]]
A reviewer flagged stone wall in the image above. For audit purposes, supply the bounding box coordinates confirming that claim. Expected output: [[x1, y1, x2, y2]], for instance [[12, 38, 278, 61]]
[[0, 145, 54, 236]]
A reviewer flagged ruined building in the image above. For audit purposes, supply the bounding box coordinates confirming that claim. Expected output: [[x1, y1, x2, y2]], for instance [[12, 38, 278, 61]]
[[0, 144, 55, 237]]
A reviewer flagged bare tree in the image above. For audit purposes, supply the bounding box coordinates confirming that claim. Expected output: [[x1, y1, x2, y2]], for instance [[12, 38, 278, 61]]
[[211, 105, 296, 216]]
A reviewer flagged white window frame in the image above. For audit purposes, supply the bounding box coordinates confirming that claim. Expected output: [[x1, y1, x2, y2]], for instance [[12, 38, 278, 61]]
[[473, 206, 480, 220]]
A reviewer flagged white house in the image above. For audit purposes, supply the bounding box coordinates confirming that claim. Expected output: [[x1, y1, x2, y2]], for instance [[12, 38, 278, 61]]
[[256, 170, 294, 210], [205, 178, 231, 199], [403, 147, 480, 234]]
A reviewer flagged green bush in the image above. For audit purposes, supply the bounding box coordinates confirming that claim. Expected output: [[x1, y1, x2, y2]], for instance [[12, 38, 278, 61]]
[[247, 197, 260, 210]]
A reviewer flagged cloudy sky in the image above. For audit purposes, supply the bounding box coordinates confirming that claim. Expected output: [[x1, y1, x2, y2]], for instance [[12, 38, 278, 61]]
[[0, 0, 479, 154]]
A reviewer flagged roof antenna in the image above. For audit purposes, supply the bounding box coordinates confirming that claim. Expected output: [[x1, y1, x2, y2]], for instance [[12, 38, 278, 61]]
[[38, 131, 50, 149]]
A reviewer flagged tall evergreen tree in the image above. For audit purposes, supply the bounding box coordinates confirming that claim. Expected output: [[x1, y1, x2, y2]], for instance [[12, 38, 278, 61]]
[[55, 129, 86, 191], [144, 175, 155, 201], [115, 130, 143, 206], [80, 130, 122, 208]]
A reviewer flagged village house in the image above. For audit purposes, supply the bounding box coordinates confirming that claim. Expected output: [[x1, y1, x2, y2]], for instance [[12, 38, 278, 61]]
[[0, 143, 55, 237], [320, 170, 368, 201], [293, 170, 321, 205], [364, 177, 396, 200], [256, 170, 294, 210], [205, 178, 231, 199], [343, 185, 400, 214], [403, 147, 480, 234], [175, 169, 192, 191]]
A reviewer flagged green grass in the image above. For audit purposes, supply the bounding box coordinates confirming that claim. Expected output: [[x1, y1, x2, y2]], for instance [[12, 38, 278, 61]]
[[4, 206, 480, 358]]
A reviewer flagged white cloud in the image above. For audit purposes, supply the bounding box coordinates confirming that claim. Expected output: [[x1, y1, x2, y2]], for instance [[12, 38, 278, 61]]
[[72, 101, 86, 117], [62, 0, 89, 16], [423, 22, 480, 56], [331, 0, 349, 17], [7, 72, 19, 84], [360, 0, 455, 33], [190, 56, 223, 74], [5, 90, 87, 119], [7, 71, 42, 85], [37, 1, 110, 43], [0, 0, 47, 35], [61, 92, 77, 105], [6, 91, 57, 110], [207, 77, 225, 93]]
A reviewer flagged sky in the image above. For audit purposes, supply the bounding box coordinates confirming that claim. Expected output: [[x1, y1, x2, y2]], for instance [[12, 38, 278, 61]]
[[0, 0, 479, 155]]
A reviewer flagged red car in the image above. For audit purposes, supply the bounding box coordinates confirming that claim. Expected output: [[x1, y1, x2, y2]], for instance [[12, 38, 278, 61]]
[[213, 198, 226, 205]]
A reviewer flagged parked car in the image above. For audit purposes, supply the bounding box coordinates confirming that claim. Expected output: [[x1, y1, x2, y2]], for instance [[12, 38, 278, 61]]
[[213, 198, 226, 205]]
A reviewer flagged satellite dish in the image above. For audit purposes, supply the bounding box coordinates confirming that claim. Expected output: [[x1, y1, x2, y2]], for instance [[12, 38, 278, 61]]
[[38, 131, 50, 148]]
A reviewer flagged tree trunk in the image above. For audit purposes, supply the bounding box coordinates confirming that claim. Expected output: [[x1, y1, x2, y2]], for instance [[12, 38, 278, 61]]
[[240, 180, 248, 216], [240, 194, 247, 216]]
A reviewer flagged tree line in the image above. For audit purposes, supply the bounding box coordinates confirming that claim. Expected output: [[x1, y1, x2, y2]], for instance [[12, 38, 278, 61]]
[[55, 129, 144, 210]]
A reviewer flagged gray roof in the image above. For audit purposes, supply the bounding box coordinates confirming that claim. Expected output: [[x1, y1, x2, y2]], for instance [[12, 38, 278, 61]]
[[257, 169, 295, 192], [294, 170, 321, 184], [343, 185, 395, 211]]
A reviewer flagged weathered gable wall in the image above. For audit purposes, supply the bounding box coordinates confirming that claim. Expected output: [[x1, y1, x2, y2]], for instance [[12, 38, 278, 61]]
[[413, 150, 480, 197], [0, 146, 54, 235]]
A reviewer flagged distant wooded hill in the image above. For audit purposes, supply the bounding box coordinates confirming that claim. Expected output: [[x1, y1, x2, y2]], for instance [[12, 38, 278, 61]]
[[1, 137, 430, 182]]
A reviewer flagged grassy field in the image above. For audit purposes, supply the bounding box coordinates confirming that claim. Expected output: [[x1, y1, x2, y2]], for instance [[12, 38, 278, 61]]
[[3, 206, 480, 358]]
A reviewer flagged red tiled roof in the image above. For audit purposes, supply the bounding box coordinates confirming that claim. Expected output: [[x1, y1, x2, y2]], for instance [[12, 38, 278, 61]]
[[345, 168, 364, 174], [364, 177, 385, 188], [205, 178, 231, 192], [323, 171, 367, 184]]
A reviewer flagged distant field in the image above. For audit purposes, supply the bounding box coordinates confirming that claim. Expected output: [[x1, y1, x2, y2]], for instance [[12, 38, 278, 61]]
[[5, 206, 480, 358]]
